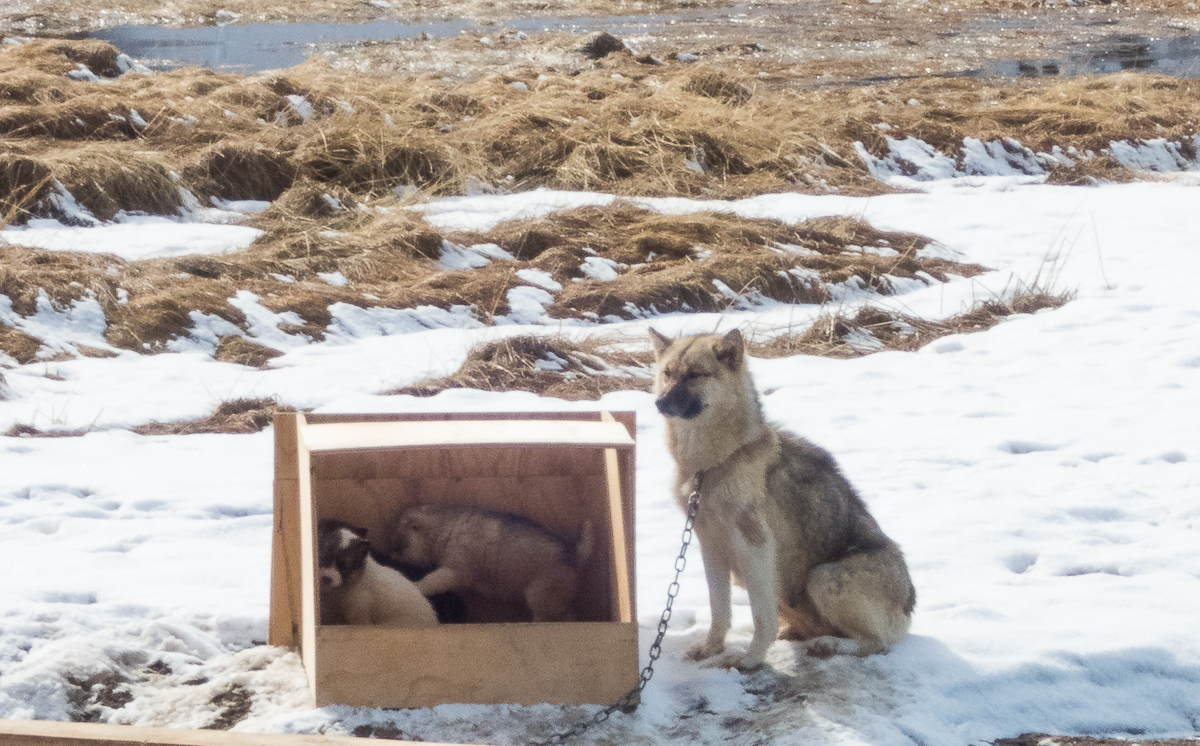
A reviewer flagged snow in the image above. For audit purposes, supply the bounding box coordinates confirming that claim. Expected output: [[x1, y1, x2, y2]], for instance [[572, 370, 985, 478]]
[[855, 134, 1200, 183], [2, 179, 1199, 744], [579, 255, 624, 281], [515, 268, 562, 291], [438, 240, 515, 270], [0, 291, 111, 356], [1, 217, 262, 260]]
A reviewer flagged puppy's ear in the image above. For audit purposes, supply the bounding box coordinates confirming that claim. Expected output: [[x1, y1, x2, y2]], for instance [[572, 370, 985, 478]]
[[648, 327, 673, 357], [714, 328, 744, 369], [350, 524, 367, 538], [345, 538, 370, 568]]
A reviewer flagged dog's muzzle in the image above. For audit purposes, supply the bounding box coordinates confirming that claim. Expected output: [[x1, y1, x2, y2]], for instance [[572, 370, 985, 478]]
[[655, 385, 704, 419]]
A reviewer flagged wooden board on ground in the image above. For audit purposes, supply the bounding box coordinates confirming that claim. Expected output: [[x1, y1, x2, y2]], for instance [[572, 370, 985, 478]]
[[0, 719, 476, 746]]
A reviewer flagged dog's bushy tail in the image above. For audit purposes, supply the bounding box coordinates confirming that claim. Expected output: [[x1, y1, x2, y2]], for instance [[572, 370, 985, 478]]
[[574, 520, 596, 566]]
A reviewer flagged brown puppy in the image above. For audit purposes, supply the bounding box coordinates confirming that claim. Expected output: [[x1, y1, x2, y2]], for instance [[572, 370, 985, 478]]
[[651, 327, 916, 670], [390, 504, 593, 623]]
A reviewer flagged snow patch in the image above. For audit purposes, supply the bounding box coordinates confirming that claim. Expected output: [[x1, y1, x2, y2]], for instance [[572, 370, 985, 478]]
[[516, 269, 562, 292], [438, 240, 514, 270], [324, 303, 482, 340], [226, 291, 310, 350], [579, 256, 625, 281]]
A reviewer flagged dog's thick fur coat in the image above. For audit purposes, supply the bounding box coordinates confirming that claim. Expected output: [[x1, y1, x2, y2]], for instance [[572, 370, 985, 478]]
[[651, 328, 916, 670]]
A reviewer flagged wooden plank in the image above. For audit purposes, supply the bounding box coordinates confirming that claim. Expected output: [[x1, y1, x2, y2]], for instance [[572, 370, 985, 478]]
[[273, 413, 300, 479], [296, 419, 318, 706], [269, 413, 303, 649], [268, 478, 302, 648], [311, 445, 608, 480], [602, 412, 637, 620], [314, 476, 604, 539], [302, 420, 634, 453], [0, 719, 471, 746], [603, 447, 633, 624], [305, 411, 615, 425], [314, 623, 639, 709]]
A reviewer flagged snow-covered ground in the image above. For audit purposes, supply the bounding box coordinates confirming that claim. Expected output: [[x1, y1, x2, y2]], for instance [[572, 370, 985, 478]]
[[2, 176, 1199, 744]]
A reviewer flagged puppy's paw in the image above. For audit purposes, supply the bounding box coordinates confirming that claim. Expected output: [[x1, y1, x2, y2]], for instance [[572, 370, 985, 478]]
[[686, 639, 725, 662]]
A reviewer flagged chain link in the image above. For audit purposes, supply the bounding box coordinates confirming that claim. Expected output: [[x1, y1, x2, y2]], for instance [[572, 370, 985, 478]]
[[530, 487, 701, 746]]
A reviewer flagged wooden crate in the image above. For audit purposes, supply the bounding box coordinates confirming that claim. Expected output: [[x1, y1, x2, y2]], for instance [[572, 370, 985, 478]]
[[269, 411, 639, 709]]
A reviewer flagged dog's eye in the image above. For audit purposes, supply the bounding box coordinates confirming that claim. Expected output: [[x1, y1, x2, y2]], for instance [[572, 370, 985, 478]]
[[683, 371, 710, 381]]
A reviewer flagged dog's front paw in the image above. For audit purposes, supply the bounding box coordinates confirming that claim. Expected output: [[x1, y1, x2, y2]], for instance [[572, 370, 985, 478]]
[[707, 652, 765, 672], [686, 639, 725, 662]]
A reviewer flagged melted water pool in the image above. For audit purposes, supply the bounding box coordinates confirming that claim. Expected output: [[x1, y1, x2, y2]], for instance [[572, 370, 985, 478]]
[[80, 12, 720, 73], [982, 33, 1200, 78], [81, 14, 1200, 78]]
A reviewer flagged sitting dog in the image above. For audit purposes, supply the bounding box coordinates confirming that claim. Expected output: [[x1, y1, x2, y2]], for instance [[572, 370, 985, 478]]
[[318, 518, 447, 627], [650, 327, 916, 670], [390, 504, 593, 623]]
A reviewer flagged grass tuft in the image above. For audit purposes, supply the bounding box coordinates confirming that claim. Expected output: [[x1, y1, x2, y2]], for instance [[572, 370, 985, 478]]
[[133, 398, 297, 435], [389, 334, 653, 400]]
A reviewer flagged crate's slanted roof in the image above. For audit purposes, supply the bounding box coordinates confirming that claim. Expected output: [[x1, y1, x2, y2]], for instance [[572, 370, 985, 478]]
[[300, 418, 635, 453]]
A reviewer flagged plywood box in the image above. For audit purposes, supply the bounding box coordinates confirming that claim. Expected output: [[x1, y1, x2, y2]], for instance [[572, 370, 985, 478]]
[[269, 411, 639, 709]]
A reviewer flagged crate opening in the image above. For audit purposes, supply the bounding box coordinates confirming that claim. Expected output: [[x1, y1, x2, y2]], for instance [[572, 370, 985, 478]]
[[311, 444, 622, 626]]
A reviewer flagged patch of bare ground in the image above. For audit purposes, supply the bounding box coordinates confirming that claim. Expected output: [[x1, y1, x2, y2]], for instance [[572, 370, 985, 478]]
[[202, 684, 253, 730], [389, 334, 654, 400], [132, 397, 296, 435]]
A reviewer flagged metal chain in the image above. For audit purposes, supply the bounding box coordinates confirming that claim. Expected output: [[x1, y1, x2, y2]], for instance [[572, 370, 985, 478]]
[[530, 486, 701, 746]]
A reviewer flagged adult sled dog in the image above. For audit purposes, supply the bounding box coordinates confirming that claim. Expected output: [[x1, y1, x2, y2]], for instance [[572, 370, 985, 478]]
[[650, 327, 915, 671]]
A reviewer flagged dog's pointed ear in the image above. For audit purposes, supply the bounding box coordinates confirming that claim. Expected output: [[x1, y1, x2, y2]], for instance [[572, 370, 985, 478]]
[[714, 328, 745, 368], [649, 327, 673, 357]]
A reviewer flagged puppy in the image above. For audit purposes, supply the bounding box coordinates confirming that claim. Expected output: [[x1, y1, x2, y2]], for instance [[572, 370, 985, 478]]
[[317, 518, 439, 628], [390, 504, 593, 623], [651, 327, 916, 670]]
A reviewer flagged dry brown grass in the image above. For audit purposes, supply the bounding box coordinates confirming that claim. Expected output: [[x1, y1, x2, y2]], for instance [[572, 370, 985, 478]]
[[3, 40, 1196, 225], [3, 422, 97, 437], [46, 145, 182, 221], [750, 284, 1075, 359], [0, 153, 53, 222], [0, 38, 1154, 362], [468, 206, 985, 319], [389, 334, 653, 400], [387, 283, 1075, 401], [213, 336, 284, 368], [0, 322, 44, 363], [132, 397, 296, 435], [1, 198, 986, 355]]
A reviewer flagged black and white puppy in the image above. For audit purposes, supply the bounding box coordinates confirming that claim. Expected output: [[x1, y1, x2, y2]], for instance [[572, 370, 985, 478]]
[[317, 518, 463, 627]]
